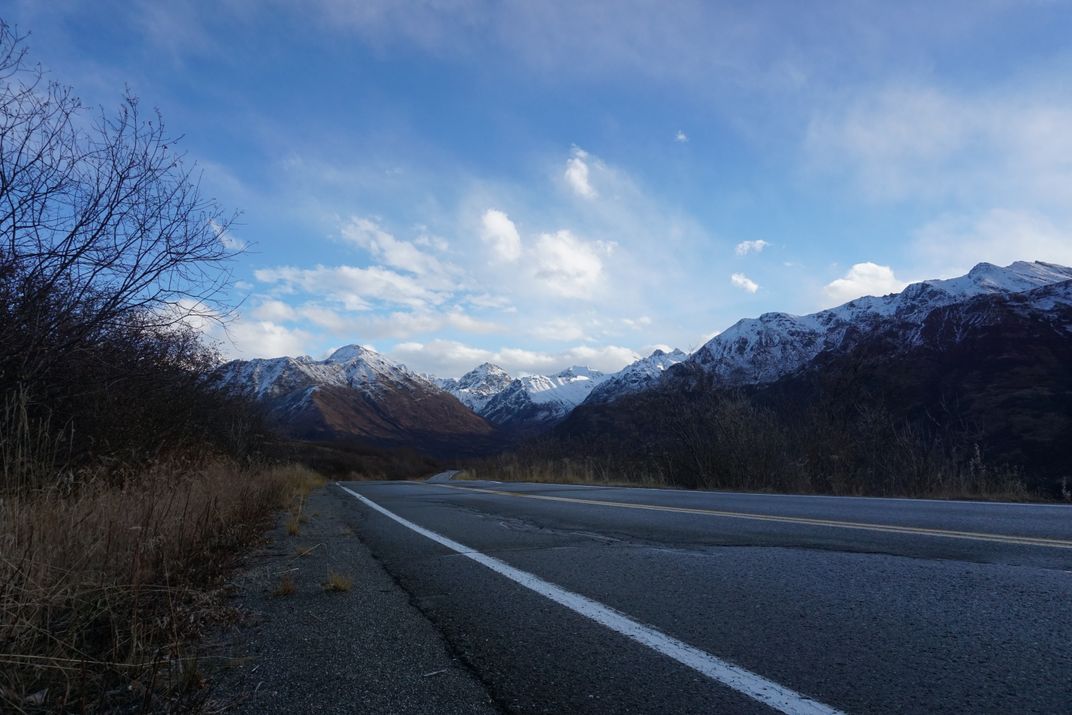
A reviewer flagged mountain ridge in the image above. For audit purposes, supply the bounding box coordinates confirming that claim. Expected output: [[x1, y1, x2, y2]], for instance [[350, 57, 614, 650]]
[[216, 260, 1072, 469]]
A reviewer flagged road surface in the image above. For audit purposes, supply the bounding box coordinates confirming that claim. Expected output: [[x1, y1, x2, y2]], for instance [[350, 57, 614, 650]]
[[333, 477, 1072, 713]]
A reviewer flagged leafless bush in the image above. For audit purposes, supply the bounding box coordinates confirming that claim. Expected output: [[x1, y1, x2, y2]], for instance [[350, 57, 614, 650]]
[[0, 23, 262, 483]]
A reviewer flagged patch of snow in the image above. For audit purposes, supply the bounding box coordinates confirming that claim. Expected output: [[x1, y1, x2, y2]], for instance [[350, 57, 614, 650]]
[[444, 363, 514, 413], [586, 349, 688, 404]]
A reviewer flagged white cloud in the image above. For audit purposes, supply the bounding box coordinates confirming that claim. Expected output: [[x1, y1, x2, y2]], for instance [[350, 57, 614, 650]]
[[251, 299, 297, 322], [240, 137, 710, 366], [414, 231, 449, 252], [254, 264, 445, 310], [212, 220, 247, 251], [823, 262, 907, 305], [533, 230, 614, 298], [480, 209, 523, 262], [807, 84, 1072, 203], [675, 130, 688, 143], [299, 304, 353, 333], [339, 309, 500, 340], [621, 316, 653, 330], [389, 339, 639, 377], [564, 147, 596, 199], [735, 239, 769, 256], [391, 340, 494, 376], [560, 344, 638, 371], [306, 1, 931, 98], [912, 209, 1072, 278], [444, 309, 501, 334], [530, 318, 588, 342], [221, 320, 313, 360], [466, 293, 514, 310], [643, 343, 676, 355], [730, 273, 759, 294], [341, 216, 450, 277]]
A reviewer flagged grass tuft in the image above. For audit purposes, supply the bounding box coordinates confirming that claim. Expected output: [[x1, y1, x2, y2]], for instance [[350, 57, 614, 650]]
[[322, 570, 353, 592], [273, 573, 297, 597]]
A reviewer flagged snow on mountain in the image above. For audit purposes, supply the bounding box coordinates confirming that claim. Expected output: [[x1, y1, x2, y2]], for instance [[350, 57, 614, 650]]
[[432, 376, 457, 390], [689, 261, 1072, 386], [585, 349, 687, 404], [216, 344, 428, 402], [924, 260, 1072, 300], [214, 344, 497, 453], [481, 366, 609, 428], [213, 261, 1072, 439], [442, 363, 514, 413]]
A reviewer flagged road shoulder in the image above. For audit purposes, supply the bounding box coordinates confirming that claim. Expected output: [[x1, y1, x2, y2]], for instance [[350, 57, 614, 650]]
[[206, 486, 499, 714]]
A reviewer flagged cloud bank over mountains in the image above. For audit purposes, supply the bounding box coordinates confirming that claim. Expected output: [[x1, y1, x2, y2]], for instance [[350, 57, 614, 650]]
[[14, 1, 1072, 375]]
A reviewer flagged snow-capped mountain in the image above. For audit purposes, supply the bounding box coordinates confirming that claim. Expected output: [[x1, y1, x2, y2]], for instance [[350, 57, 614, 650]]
[[215, 344, 496, 455], [481, 366, 610, 430], [687, 261, 1072, 386], [437, 363, 514, 413], [585, 348, 687, 404], [553, 262, 1072, 490], [217, 344, 426, 400], [213, 261, 1072, 460]]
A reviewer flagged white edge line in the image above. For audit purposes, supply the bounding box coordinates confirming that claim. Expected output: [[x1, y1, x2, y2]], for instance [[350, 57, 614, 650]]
[[337, 483, 844, 715]]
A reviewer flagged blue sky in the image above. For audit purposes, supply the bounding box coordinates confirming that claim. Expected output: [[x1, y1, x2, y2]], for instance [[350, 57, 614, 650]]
[[9, 0, 1072, 375]]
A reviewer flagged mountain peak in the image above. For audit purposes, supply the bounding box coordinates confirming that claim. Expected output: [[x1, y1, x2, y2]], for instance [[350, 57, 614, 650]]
[[967, 261, 1000, 277], [326, 344, 380, 363], [468, 362, 509, 376], [649, 347, 686, 359], [445, 362, 515, 412]]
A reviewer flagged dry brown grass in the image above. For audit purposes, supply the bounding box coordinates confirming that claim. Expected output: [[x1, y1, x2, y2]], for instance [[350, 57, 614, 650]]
[[282, 468, 325, 539], [0, 460, 326, 712], [322, 570, 352, 592], [273, 573, 297, 597], [463, 458, 670, 489]]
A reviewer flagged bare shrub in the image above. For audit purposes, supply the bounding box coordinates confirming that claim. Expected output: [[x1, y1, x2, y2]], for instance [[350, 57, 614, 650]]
[[0, 22, 259, 485], [477, 383, 1037, 500]]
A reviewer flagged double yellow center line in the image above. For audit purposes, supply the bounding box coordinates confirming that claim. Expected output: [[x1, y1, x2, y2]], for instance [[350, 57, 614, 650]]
[[434, 484, 1072, 550]]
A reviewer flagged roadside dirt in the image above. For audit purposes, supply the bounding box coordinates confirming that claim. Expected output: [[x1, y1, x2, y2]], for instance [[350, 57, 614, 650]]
[[205, 486, 499, 714]]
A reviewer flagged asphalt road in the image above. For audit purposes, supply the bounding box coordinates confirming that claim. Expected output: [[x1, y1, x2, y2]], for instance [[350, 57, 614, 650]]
[[333, 477, 1072, 714]]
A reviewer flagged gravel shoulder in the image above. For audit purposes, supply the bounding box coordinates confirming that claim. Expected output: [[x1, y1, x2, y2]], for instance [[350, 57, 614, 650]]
[[207, 485, 499, 714]]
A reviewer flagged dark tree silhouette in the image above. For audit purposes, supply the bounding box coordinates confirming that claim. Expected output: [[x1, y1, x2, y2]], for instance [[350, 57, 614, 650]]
[[0, 23, 256, 484]]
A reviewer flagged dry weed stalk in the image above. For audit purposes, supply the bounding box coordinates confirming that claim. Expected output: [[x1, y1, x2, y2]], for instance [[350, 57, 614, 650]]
[[0, 461, 325, 711]]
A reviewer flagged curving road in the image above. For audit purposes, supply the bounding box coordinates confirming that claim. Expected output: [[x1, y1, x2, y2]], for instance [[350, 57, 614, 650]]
[[334, 477, 1072, 714]]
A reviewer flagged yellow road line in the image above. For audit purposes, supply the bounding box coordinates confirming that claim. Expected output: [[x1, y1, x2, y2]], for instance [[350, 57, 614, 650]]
[[432, 484, 1072, 550]]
